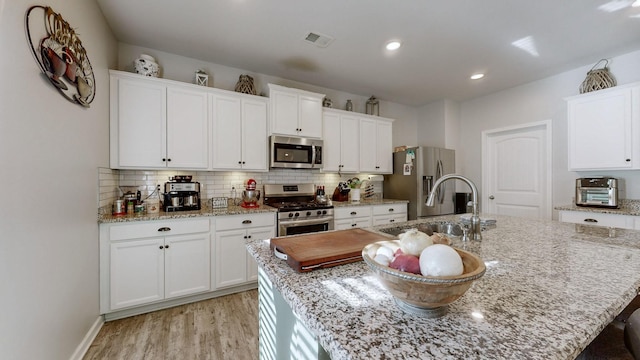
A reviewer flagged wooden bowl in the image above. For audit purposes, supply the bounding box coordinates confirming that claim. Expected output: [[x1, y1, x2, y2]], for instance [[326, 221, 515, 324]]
[[362, 240, 486, 317]]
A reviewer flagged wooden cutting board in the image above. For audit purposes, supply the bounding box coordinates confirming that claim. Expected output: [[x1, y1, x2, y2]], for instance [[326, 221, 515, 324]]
[[270, 228, 391, 272]]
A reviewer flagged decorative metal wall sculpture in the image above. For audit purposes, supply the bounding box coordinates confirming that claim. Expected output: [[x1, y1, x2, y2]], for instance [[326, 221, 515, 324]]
[[25, 5, 96, 108]]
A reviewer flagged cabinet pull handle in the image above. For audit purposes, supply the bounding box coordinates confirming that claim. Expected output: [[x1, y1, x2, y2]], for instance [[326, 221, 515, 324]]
[[626, 159, 631, 162], [238, 161, 242, 164], [159, 245, 164, 249], [388, 208, 394, 212], [158, 227, 171, 232], [584, 218, 598, 223], [390, 219, 395, 222], [165, 245, 169, 249], [350, 211, 357, 215], [242, 220, 252, 224], [351, 223, 357, 227], [243, 235, 248, 239]]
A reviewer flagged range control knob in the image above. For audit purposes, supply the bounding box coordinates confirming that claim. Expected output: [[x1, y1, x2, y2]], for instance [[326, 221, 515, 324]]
[[317, 210, 322, 215], [306, 211, 311, 216], [294, 212, 300, 217], [288, 213, 294, 218], [322, 210, 327, 215]]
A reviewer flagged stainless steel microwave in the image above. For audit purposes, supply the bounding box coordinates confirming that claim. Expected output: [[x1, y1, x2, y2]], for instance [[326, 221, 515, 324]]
[[270, 135, 323, 169]]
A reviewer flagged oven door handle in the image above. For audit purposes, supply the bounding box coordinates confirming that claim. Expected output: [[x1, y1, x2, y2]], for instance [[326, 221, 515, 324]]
[[280, 217, 333, 227]]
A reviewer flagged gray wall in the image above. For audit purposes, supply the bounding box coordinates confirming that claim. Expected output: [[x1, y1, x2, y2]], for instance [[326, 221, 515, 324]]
[[0, 1, 117, 359]]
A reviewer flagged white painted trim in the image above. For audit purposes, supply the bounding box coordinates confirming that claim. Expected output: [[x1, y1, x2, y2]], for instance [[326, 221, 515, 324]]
[[69, 316, 104, 360], [481, 120, 553, 219]]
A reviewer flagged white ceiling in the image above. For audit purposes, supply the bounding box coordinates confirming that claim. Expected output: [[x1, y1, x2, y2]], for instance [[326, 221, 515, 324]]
[[97, 0, 640, 106]]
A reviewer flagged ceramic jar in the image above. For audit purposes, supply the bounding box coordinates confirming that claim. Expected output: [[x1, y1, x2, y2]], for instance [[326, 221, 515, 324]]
[[134, 54, 159, 77]]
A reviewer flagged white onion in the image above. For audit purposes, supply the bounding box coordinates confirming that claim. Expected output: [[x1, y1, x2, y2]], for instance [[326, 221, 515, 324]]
[[419, 244, 463, 276], [399, 229, 433, 256]]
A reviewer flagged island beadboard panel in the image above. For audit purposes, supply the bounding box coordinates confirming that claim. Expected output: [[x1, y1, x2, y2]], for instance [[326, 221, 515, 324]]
[[248, 214, 640, 360]]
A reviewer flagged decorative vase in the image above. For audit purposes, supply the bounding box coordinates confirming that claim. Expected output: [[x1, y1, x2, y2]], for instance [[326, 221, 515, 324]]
[[134, 54, 159, 77], [346, 99, 353, 111]]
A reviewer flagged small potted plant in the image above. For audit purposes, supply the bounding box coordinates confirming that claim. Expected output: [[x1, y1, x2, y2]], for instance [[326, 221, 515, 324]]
[[348, 178, 362, 202]]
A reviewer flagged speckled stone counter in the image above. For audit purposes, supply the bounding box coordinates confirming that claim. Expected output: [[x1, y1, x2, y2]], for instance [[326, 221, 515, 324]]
[[332, 198, 409, 207], [247, 214, 640, 360], [97, 205, 277, 223], [555, 199, 640, 216]]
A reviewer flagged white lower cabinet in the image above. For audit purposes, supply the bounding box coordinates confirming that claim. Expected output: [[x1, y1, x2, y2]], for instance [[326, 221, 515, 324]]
[[214, 213, 276, 288], [334, 206, 373, 230], [101, 218, 211, 313], [558, 210, 635, 230], [372, 203, 408, 226]]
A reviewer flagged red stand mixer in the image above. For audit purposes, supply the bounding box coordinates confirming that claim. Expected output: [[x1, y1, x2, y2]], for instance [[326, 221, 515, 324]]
[[241, 179, 261, 208]]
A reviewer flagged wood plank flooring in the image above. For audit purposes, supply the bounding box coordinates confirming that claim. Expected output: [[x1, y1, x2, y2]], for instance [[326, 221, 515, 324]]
[[83, 290, 258, 360]]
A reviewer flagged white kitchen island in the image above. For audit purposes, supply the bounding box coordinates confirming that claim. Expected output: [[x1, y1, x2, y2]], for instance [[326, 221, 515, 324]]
[[247, 214, 640, 360]]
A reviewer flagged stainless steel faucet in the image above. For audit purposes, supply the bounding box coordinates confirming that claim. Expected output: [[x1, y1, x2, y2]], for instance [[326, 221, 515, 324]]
[[426, 174, 482, 241]]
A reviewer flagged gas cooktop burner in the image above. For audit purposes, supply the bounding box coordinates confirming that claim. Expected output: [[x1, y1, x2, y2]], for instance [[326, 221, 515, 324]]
[[269, 202, 333, 212]]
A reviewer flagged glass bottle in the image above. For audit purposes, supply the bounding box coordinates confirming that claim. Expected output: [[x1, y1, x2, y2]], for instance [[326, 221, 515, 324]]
[[346, 99, 353, 111]]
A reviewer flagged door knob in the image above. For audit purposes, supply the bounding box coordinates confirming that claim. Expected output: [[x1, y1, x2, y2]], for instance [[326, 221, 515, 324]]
[[489, 195, 495, 200]]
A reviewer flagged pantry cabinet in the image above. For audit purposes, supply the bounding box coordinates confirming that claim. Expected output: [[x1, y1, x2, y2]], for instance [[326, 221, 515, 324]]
[[214, 213, 276, 288], [109, 70, 208, 169], [100, 218, 211, 313], [359, 117, 394, 174], [322, 109, 360, 173], [269, 84, 324, 138], [566, 83, 640, 171], [211, 92, 268, 171]]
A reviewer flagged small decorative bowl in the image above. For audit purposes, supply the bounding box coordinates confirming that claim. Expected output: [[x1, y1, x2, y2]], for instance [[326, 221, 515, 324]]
[[362, 240, 486, 318]]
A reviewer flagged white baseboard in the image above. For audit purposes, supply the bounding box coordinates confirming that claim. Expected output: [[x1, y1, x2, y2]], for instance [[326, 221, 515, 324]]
[[69, 316, 104, 360]]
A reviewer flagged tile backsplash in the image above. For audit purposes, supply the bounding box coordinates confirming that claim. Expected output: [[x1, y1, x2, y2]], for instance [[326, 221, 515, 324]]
[[98, 167, 383, 212]]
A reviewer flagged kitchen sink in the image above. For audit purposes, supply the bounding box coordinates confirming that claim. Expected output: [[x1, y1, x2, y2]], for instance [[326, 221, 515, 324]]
[[378, 222, 465, 238]]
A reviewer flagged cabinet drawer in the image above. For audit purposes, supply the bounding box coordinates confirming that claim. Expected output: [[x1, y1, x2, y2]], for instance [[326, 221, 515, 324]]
[[372, 203, 407, 216], [558, 211, 634, 229], [216, 213, 276, 231], [108, 218, 210, 241], [334, 206, 372, 219]]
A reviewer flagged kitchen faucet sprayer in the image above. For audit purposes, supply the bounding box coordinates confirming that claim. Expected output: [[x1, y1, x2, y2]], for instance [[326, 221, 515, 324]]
[[426, 174, 482, 241]]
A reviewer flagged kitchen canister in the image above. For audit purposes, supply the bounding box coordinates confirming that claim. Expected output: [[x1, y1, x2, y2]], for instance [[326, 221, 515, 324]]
[[134, 54, 160, 77], [146, 198, 160, 214]]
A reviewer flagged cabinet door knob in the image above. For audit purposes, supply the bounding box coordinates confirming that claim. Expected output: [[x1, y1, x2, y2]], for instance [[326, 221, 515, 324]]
[[351, 223, 357, 227], [159, 245, 164, 249], [390, 219, 395, 223], [165, 245, 169, 249], [247, 235, 252, 239], [350, 211, 357, 215], [388, 208, 394, 212], [242, 220, 252, 224], [243, 235, 248, 239], [167, 158, 171, 162], [162, 158, 166, 162], [626, 159, 631, 162], [489, 195, 495, 200], [158, 227, 171, 232]]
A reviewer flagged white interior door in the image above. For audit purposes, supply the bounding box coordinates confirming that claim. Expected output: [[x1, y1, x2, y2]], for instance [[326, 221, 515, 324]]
[[482, 121, 551, 219]]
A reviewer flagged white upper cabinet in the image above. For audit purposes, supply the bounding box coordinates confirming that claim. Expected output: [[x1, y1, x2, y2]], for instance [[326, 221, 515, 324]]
[[211, 92, 268, 171], [567, 83, 640, 171], [269, 84, 324, 138], [322, 109, 360, 173], [359, 116, 394, 174], [110, 71, 208, 170]]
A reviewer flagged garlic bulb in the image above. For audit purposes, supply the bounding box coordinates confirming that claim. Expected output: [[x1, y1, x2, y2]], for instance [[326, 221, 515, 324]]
[[399, 229, 433, 256]]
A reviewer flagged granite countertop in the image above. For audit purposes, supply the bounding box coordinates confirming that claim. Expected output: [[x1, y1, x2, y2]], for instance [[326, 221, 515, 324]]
[[555, 199, 640, 216], [97, 205, 277, 224], [247, 214, 640, 360], [332, 198, 409, 207], [97, 198, 408, 223]]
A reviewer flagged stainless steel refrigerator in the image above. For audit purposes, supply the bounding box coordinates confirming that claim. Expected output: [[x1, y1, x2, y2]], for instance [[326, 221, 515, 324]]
[[383, 147, 455, 220]]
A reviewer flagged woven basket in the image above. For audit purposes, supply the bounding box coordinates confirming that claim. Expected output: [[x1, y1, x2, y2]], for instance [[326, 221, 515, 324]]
[[234, 74, 257, 95], [579, 59, 616, 94]]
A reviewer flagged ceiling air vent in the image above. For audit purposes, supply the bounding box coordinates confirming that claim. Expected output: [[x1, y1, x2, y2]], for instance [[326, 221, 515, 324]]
[[303, 32, 334, 48]]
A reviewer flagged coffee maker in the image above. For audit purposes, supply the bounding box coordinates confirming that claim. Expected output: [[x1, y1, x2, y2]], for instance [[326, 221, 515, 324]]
[[163, 176, 201, 212]]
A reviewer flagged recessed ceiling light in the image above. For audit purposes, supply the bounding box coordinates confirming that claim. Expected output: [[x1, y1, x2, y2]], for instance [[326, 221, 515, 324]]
[[470, 73, 485, 80], [633, 0, 640, 7], [385, 41, 402, 51]]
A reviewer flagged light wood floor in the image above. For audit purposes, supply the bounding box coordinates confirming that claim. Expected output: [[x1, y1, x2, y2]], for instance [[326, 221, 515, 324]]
[[83, 290, 259, 360]]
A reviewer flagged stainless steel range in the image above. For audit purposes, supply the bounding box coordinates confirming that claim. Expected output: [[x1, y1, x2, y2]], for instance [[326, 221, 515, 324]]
[[263, 184, 334, 236]]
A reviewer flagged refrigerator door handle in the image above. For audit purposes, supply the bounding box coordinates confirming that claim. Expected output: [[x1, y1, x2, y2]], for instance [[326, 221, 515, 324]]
[[436, 160, 446, 204]]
